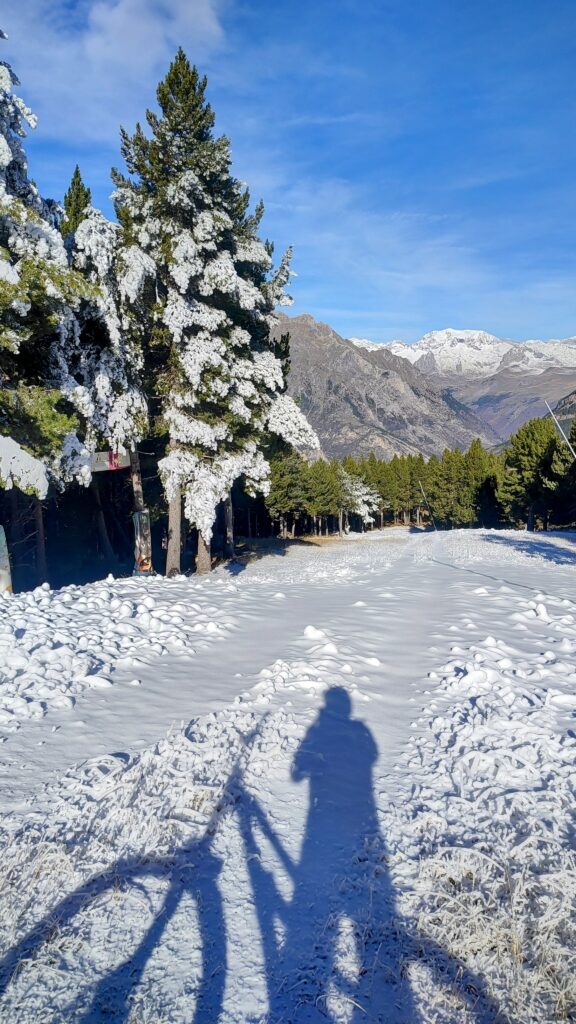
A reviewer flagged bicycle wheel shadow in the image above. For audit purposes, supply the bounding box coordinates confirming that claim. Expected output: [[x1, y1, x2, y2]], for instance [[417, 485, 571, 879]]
[[0, 825, 227, 1023], [238, 686, 507, 1024]]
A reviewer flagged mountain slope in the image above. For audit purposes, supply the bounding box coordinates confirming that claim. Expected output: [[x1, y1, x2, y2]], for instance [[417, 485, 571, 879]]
[[361, 328, 576, 438], [276, 314, 500, 458], [448, 365, 576, 438]]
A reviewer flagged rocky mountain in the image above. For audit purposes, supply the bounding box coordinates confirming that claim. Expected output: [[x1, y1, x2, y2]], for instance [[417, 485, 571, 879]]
[[350, 328, 576, 439], [276, 314, 500, 458], [447, 365, 576, 438]]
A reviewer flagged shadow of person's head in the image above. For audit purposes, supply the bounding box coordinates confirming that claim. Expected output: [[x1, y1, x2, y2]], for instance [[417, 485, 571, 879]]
[[323, 685, 352, 718]]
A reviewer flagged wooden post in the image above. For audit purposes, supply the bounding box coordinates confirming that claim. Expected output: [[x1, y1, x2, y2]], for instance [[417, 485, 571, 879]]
[[166, 490, 182, 576], [33, 497, 48, 585], [196, 531, 211, 574], [130, 448, 153, 575], [129, 449, 145, 512], [224, 492, 234, 557]]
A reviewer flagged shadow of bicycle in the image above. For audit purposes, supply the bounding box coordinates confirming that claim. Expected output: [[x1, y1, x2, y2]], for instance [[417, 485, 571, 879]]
[[0, 689, 506, 1023]]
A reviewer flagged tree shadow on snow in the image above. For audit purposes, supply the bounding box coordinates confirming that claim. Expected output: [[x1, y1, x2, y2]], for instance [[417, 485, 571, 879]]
[[0, 690, 506, 1023], [236, 687, 506, 1023], [483, 531, 576, 567]]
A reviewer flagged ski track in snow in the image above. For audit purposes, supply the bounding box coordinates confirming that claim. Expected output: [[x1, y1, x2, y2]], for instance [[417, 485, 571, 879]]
[[0, 529, 575, 1023]]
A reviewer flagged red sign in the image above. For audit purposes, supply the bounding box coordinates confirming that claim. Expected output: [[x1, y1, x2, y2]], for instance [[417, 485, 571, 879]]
[[92, 451, 130, 472]]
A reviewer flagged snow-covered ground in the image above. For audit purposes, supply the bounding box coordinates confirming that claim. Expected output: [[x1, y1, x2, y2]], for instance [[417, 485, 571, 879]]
[[1, 529, 575, 1023]]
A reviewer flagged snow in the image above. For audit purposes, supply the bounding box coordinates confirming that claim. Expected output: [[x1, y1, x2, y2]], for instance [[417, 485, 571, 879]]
[[0, 434, 49, 497], [348, 336, 383, 351], [351, 328, 576, 379], [1, 529, 575, 1022]]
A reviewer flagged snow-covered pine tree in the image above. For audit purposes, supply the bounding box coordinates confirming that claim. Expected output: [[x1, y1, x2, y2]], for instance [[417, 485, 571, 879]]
[[341, 467, 379, 531], [69, 201, 157, 570], [0, 31, 90, 496], [62, 202, 152, 459], [113, 50, 317, 574]]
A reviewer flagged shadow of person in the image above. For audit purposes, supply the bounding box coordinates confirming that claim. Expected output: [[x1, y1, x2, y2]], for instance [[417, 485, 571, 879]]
[[275, 686, 417, 1022], [238, 687, 504, 1024]]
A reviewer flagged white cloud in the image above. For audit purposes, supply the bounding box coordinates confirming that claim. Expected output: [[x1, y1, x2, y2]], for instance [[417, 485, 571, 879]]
[[3, 0, 227, 142]]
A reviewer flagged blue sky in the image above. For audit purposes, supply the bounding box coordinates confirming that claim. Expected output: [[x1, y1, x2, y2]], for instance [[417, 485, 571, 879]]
[[3, 0, 576, 343]]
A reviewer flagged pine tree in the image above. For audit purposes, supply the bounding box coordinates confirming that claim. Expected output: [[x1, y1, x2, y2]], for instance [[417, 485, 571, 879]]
[[340, 465, 379, 530], [0, 31, 89, 495], [266, 450, 309, 538], [113, 50, 317, 575], [60, 165, 91, 241], [306, 459, 342, 533], [499, 418, 558, 530]]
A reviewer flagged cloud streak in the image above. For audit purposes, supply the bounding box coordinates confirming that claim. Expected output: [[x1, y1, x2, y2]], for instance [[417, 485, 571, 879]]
[[4, 0, 227, 142]]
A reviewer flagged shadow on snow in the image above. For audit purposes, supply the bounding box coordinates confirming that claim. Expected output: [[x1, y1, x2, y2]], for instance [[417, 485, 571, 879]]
[[483, 531, 576, 566], [0, 688, 505, 1023]]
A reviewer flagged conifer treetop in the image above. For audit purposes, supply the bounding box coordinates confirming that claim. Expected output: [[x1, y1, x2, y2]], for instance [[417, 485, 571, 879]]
[[60, 165, 92, 240]]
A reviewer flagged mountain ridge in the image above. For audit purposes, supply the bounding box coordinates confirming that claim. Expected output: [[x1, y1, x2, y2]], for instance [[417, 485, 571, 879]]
[[350, 327, 576, 380], [276, 313, 500, 459]]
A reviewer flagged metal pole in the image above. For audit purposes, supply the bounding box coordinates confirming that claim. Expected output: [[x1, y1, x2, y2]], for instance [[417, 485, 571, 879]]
[[544, 400, 576, 460], [418, 480, 438, 531]]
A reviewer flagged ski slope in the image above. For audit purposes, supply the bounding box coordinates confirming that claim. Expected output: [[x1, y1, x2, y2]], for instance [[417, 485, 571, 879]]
[[1, 529, 575, 1023]]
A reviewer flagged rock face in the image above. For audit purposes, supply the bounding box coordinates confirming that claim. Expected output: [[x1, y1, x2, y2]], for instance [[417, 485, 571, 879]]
[[448, 365, 576, 439], [553, 388, 576, 433], [276, 313, 499, 458]]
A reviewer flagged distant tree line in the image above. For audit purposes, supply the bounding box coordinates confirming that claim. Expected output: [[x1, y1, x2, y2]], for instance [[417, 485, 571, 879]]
[[3, 405, 576, 590], [264, 417, 576, 537]]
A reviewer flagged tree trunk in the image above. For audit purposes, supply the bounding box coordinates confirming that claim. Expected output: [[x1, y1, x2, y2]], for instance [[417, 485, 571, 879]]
[[33, 497, 48, 585], [338, 509, 343, 538], [90, 478, 115, 563], [8, 487, 23, 551], [0, 525, 12, 593], [196, 531, 211, 574], [224, 492, 234, 557], [130, 449, 153, 575], [130, 449, 145, 512], [527, 505, 535, 532], [166, 490, 182, 576]]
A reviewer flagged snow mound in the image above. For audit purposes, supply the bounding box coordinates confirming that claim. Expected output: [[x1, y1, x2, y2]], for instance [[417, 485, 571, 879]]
[[393, 604, 576, 1023], [0, 576, 231, 736]]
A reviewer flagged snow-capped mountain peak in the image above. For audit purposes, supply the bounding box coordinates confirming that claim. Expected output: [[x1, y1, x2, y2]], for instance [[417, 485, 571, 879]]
[[409, 329, 514, 376], [349, 327, 576, 379], [348, 337, 383, 352]]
